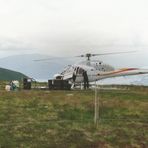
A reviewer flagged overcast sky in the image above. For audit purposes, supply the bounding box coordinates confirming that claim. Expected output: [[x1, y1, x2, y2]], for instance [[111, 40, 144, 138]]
[[0, 0, 148, 67]]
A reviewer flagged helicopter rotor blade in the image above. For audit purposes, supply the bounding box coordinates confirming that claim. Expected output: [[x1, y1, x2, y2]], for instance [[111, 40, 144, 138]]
[[33, 58, 53, 62], [75, 55, 85, 57], [91, 50, 137, 56], [34, 50, 137, 61], [75, 51, 137, 58], [33, 56, 74, 62]]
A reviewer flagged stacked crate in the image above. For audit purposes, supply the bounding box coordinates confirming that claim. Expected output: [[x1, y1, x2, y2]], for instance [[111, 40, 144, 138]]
[[48, 79, 71, 90]]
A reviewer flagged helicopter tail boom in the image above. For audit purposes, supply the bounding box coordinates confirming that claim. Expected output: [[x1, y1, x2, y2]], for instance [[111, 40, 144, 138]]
[[97, 68, 148, 80]]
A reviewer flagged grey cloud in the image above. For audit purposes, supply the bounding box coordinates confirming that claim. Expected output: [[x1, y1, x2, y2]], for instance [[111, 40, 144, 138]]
[[0, 0, 148, 67], [0, 38, 32, 51]]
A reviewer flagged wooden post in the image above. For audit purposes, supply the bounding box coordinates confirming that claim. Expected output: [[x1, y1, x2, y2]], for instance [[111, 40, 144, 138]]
[[94, 81, 99, 127]]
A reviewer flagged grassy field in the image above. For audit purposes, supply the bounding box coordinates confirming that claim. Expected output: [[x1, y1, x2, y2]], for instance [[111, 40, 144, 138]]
[[0, 87, 147, 148]]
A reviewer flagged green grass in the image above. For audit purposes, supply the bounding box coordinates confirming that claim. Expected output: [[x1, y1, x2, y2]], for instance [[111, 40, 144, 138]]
[[0, 88, 147, 148]]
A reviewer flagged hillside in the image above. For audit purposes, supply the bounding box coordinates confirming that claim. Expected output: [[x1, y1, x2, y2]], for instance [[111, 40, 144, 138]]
[[0, 67, 28, 81]]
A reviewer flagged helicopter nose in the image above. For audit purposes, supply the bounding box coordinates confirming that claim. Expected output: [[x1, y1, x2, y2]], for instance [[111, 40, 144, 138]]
[[54, 74, 63, 79]]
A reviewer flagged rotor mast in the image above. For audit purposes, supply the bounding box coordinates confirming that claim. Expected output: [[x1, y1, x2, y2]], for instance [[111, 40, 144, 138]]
[[86, 53, 91, 61]]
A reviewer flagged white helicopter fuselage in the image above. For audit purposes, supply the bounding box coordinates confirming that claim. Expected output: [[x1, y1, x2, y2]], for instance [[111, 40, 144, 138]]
[[35, 52, 148, 84], [54, 60, 148, 83], [71, 64, 109, 82], [55, 60, 114, 82]]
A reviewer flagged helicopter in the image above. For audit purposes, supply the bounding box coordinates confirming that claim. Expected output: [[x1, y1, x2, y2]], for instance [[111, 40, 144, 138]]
[[51, 52, 148, 87]]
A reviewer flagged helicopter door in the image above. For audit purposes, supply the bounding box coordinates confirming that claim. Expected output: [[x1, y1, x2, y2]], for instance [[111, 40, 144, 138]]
[[76, 67, 84, 82], [77, 67, 83, 75]]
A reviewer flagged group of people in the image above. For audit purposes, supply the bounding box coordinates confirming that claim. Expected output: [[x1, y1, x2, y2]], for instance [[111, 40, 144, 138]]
[[72, 67, 89, 89], [5, 80, 19, 91]]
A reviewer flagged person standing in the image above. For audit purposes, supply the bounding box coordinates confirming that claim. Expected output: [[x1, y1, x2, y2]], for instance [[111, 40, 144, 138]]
[[82, 70, 89, 89], [72, 67, 78, 89], [72, 71, 76, 83]]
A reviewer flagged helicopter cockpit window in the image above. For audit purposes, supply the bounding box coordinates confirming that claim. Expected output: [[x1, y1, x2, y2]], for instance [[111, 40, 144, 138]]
[[75, 67, 83, 74], [61, 65, 74, 74], [79, 68, 83, 74]]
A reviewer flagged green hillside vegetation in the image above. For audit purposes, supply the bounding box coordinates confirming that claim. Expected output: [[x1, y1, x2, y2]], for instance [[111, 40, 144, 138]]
[[0, 87, 147, 147], [0, 67, 28, 81]]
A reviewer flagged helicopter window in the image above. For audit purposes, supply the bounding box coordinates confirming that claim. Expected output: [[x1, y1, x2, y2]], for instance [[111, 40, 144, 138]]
[[102, 67, 106, 72], [76, 67, 79, 74], [77, 67, 83, 74], [61, 65, 74, 74]]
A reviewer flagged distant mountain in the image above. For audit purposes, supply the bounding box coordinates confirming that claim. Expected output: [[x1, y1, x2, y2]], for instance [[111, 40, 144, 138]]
[[0, 67, 27, 81], [0, 54, 74, 81]]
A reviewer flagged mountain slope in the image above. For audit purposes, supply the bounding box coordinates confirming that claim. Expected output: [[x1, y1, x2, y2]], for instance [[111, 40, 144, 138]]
[[0, 67, 27, 81], [0, 54, 74, 80]]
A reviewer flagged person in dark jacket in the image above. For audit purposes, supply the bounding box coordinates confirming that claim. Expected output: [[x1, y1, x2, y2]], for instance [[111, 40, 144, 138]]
[[82, 70, 89, 89], [72, 71, 76, 84], [72, 67, 78, 88]]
